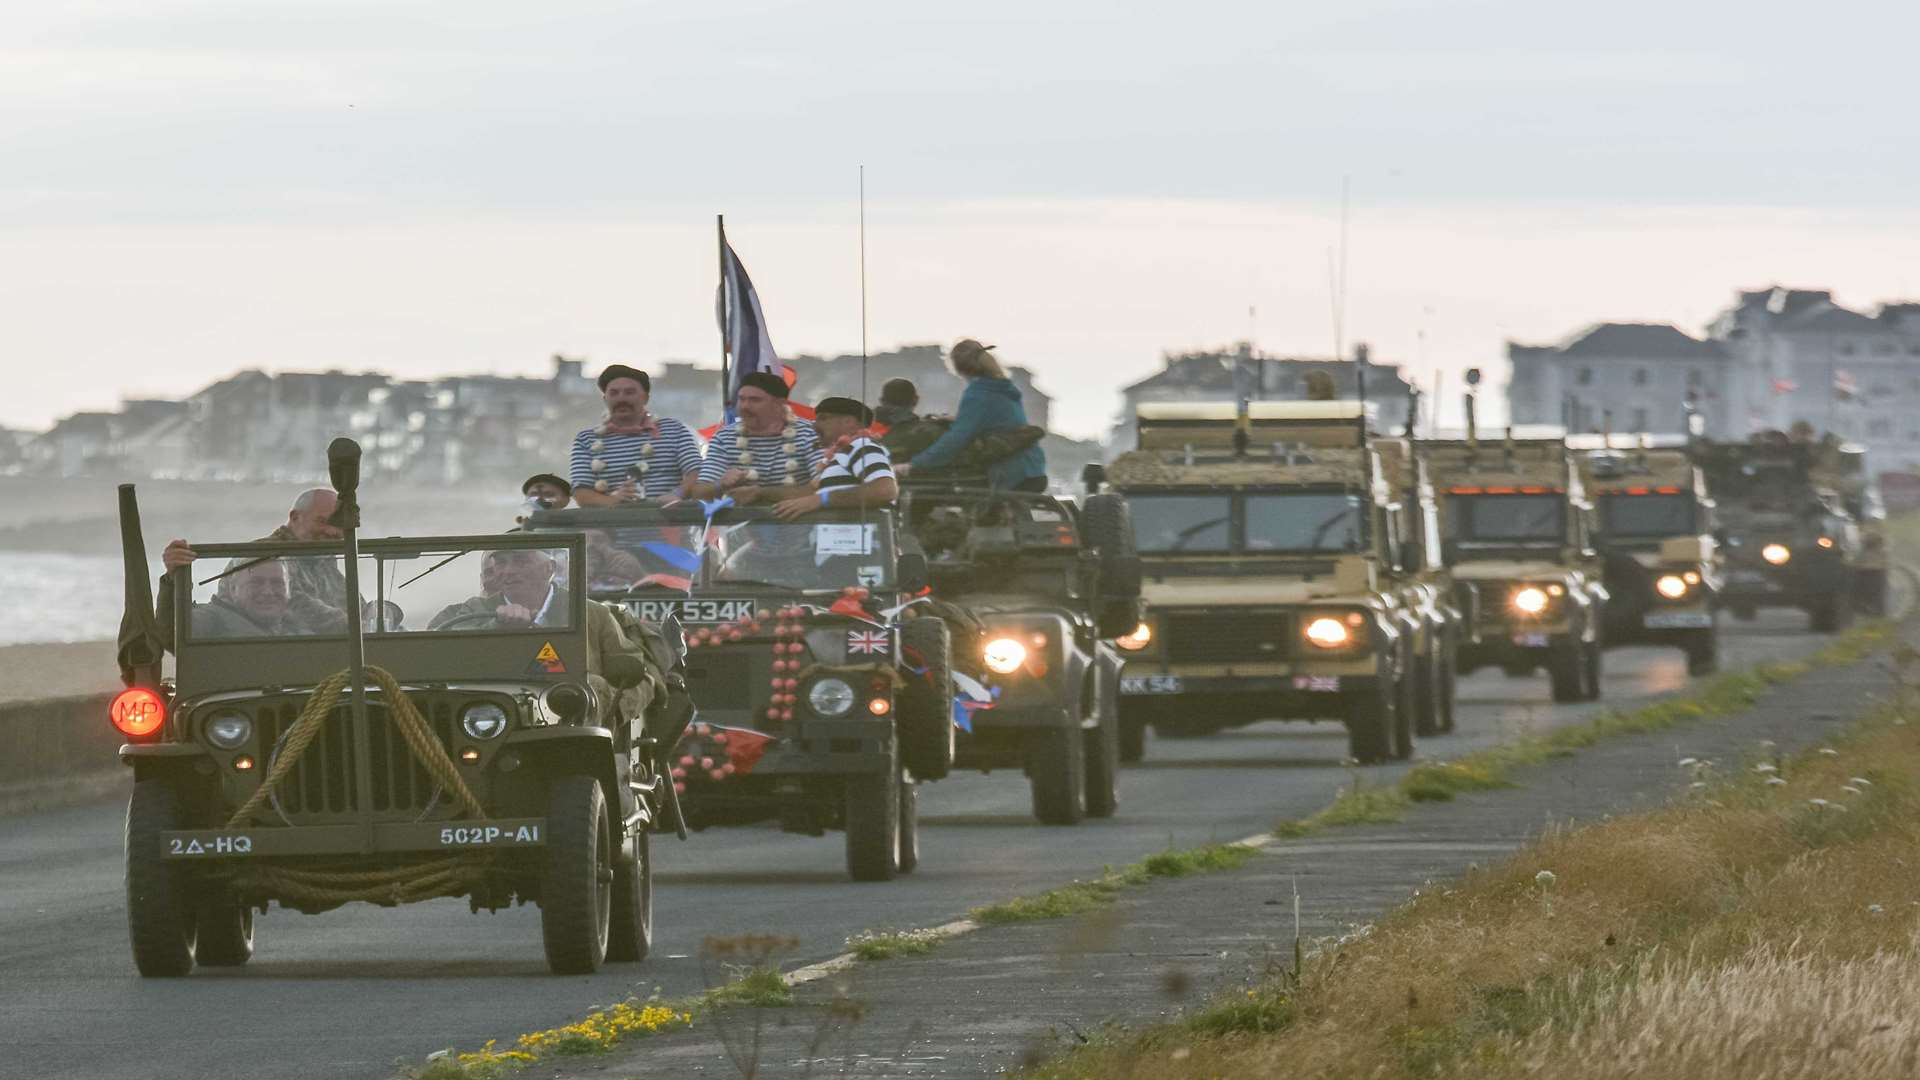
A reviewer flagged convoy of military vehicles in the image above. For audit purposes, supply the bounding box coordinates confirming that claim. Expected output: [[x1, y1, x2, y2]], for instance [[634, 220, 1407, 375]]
[[107, 394, 1896, 976]]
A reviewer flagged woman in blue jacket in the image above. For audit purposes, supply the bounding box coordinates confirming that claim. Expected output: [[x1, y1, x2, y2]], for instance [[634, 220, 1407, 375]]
[[897, 339, 1049, 492]]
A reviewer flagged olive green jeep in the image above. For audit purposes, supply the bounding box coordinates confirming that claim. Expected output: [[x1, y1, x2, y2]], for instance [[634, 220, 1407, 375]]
[[1698, 434, 1865, 633]]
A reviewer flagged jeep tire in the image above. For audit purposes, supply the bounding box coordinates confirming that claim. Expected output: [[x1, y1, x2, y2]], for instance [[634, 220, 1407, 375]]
[[1685, 629, 1719, 677], [541, 775, 612, 975], [1548, 638, 1584, 703], [1581, 639, 1604, 701], [1345, 675, 1396, 765], [845, 755, 903, 882], [1083, 685, 1121, 819], [126, 780, 197, 977], [606, 829, 653, 964], [897, 776, 920, 875], [1414, 648, 1447, 738], [1080, 493, 1144, 638], [1118, 703, 1149, 764], [1810, 591, 1851, 634], [1392, 662, 1416, 761], [899, 618, 955, 781], [1029, 725, 1087, 825], [193, 886, 255, 967]]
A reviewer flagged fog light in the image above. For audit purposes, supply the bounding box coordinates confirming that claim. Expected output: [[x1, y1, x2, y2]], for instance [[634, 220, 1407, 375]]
[[867, 697, 892, 716], [233, 755, 255, 771], [1762, 543, 1791, 565], [459, 748, 481, 764], [1655, 574, 1688, 599], [1512, 586, 1549, 614], [1115, 622, 1153, 651], [1304, 616, 1350, 648], [1816, 536, 1835, 549], [984, 638, 1028, 674], [1683, 570, 1700, 584]]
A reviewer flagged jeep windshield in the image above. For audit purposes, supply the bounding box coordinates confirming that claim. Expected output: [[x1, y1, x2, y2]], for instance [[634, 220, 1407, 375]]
[[711, 519, 894, 591], [1245, 493, 1365, 553], [1598, 493, 1696, 539], [1130, 495, 1231, 554], [1448, 493, 1565, 546], [1130, 491, 1365, 554], [183, 543, 577, 641]]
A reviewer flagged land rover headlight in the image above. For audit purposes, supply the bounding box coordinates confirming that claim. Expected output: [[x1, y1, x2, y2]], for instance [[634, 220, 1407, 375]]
[[461, 702, 509, 740], [807, 677, 855, 718], [1115, 622, 1153, 651], [1762, 543, 1791, 565], [1511, 586, 1550, 615], [983, 637, 1028, 674], [1303, 617, 1351, 649], [1655, 574, 1688, 599], [203, 710, 253, 750]]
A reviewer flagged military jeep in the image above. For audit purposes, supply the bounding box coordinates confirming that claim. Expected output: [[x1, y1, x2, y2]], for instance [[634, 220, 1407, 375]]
[[1697, 434, 1864, 633], [1426, 428, 1609, 703], [113, 442, 689, 978], [526, 502, 951, 882], [1102, 401, 1456, 765], [898, 480, 1137, 825], [1571, 434, 1722, 674]]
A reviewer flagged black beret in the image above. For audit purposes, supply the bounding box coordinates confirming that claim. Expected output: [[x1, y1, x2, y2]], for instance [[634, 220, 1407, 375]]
[[738, 371, 791, 399], [814, 396, 873, 426], [596, 364, 650, 393], [522, 472, 569, 495]]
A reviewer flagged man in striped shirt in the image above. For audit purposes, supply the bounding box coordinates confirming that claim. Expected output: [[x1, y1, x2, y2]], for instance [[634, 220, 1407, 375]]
[[570, 365, 703, 505], [691, 370, 823, 503], [773, 397, 899, 520]]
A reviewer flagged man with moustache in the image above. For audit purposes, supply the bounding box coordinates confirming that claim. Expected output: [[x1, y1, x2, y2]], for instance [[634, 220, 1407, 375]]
[[570, 365, 703, 506], [688, 371, 824, 504]]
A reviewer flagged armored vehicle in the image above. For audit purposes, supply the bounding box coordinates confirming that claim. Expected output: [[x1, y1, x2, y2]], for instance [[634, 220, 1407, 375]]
[[1697, 434, 1864, 632], [115, 442, 688, 977], [1427, 427, 1608, 702], [1824, 443, 1889, 616], [1101, 401, 1456, 765], [1570, 435, 1721, 675], [527, 502, 950, 881], [899, 480, 1137, 825]]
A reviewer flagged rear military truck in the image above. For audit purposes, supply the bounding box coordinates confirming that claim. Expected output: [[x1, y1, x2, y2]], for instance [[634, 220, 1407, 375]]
[[1571, 435, 1722, 675], [897, 480, 1138, 825], [1824, 442, 1890, 617], [1697, 433, 1862, 632], [115, 441, 689, 977], [1427, 427, 1608, 703], [526, 502, 949, 881], [1099, 401, 1456, 765]]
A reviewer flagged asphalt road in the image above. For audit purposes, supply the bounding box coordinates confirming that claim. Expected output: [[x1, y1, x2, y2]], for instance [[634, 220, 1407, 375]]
[[0, 612, 1838, 1080]]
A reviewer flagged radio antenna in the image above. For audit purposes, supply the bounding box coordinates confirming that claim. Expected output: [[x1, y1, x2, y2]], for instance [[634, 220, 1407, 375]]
[[859, 165, 869, 401]]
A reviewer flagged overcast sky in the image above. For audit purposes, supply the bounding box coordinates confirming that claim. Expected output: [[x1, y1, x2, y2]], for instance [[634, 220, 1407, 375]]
[[6, 1, 1918, 437]]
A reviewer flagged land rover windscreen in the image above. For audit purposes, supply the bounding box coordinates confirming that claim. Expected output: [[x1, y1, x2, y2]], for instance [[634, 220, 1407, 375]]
[[1444, 490, 1565, 553], [1130, 490, 1367, 556], [1597, 490, 1697, 542]]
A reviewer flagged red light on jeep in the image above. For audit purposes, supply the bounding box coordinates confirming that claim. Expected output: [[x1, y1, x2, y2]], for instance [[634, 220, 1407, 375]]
[[110, 687, 166, 738]]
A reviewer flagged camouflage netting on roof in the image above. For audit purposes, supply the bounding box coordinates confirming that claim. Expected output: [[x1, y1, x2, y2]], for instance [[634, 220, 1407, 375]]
[[1577, 449, 1697, 490], [1424, 444, 1568, 486], [1109, 448, 1369, 488]]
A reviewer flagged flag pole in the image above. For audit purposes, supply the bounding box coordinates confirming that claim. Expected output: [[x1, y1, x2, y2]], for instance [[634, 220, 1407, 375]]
[[858, 165, 869, 402], [717, 213, 731, 418]]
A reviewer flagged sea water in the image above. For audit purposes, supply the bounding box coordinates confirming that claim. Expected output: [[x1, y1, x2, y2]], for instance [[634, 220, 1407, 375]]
[[0, 552, 136, 645]]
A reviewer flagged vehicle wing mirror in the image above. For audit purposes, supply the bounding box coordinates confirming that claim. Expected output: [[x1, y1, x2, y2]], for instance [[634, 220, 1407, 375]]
[[896, 553, 929, 594], [1081, 463, 1107, 494]]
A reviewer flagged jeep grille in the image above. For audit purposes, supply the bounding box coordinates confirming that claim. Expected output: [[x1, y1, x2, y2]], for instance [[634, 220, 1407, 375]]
[[1165, 612, 1292, 663], [253, 696, 461, 819]]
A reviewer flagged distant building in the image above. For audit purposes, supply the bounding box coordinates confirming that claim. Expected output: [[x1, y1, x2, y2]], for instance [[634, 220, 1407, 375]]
[[1107, 342, 1413, 453], [1507, 287, 1920, 469]]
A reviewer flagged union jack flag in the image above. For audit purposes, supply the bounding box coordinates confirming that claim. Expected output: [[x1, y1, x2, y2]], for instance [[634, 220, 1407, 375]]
[[846, 630, 891, 655]]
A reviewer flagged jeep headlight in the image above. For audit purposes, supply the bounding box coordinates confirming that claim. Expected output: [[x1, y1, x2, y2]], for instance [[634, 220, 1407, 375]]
[[204, 710, 253, 750], [1512, 586, 1550, 615], [1115, 622, 1153, 651], [807, 677, 855, 718], [1655, 574, 1688, 599], [461, 702, 509, 740], [1303, 616, 1351, 649], [1762, 543, 1791, 565], [984, 637, 1028, 674]]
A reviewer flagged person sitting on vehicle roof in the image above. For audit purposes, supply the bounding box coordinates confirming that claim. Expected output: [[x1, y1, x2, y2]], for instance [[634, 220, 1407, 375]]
[[893, 339, 1048, 493], [429, 548, 571, 630], [188, 559, 301, 639], [875, 378, 919, 428], [570, 365, 704, 506], [156, 488, 359, 649], [772, 397, 900, 521], [689, 371, 824, 504]]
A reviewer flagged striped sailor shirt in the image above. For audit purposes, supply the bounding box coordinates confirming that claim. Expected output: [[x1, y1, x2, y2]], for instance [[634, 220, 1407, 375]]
[[697, 419, 822, 487], [568, 418, 703, 498], [816, 435, 896, 493]]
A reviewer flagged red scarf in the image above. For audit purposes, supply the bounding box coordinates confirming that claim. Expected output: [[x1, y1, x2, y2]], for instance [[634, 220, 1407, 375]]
[[602, 413, 661, 436]]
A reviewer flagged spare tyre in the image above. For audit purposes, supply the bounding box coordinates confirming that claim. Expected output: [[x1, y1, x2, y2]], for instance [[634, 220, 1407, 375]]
[[1079, 493, 1143, 638], [899, 616, 955, 780]]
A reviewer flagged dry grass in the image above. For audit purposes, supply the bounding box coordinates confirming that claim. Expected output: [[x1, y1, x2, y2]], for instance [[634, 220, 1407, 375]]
[[1026, 687, 1920, 1079]]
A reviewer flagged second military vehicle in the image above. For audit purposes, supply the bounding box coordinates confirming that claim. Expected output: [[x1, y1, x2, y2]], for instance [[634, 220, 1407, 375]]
[[1697, 433, 1863, 632], [1102, 401, 1457, 765], [1571, 434, 1722, 675]]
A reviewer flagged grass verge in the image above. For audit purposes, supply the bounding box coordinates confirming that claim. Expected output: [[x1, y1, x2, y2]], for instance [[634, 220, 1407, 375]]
[[1275, 620, 1893, 838], [848, 927, 947, 961], [970, 842, 1259, 926], [1024, 651, 1920, 1079]]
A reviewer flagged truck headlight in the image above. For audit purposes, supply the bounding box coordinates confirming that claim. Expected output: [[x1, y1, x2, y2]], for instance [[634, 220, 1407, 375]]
[[1762, 543, 1791, 565], [461, 702, 509, 740], [807, 677, 855, 717], [204, 710, 253, 750], [984, 637, 1028, 674], [1512, 586, 1550, 615], [1303, 617, 1351, 649], [1655, 574, 1688, 599], [1115, 622, 1153, 651]]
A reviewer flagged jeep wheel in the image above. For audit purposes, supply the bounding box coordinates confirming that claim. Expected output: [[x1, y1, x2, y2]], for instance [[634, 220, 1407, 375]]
[[1080, 493, 1144, 638], [1548, 640, 1584, 703], [899, 618, 955, 781], [1413, 650, 1445, 738], [1084, 693, 1121, 819], [1344, 676, 1396, 765], [541, 775, 612, 975], [1439, 660, 1458, 733], [1029, 726, 1087, 825], [1118, 709, 1148, 764], [193, 886, 255, 967], [897, 776, 920, 875], [845, 756, 902, 882], [126, 780, 197, 977], [1581, 640, 1604, 701], [1391, 666, 1415, 761], [1685, 630, 1719, 677], [607, 830, 653, 964], [1856, 569, 1890, 616], [1810, 592, 1850, 634]]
